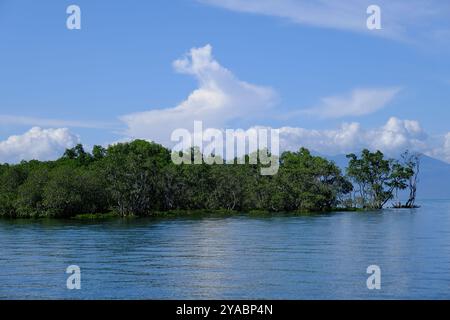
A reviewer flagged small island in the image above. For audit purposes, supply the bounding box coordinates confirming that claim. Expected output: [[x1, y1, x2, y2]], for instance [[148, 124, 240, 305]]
[[0, 140, 420, 219]]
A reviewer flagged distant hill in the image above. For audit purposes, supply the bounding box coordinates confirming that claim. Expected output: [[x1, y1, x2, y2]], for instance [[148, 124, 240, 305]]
[[322, 153, 450, 200]]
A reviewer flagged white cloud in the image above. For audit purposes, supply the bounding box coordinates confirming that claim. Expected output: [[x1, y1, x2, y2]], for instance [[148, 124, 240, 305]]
[[302, 87, 400, 118], [0, 127, 79, 164], [443, 133, 450, 162], [162, 116, 448, 163], [445, 134, 450, 157], [199, 0, 450, 43], [120, 44, 277, 145], [118, 45, 449, 163], [276, 117, 429, 157], [2, 120, 448, 166], [428, 132, 450, 163]]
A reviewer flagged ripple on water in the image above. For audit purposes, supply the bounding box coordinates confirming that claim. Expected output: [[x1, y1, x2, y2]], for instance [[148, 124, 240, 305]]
[[0, 201, 449, 299]]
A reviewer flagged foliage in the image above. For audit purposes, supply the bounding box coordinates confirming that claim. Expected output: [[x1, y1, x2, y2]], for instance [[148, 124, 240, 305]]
[[346, 149, 418, 209], [0, 141, 419, 218]]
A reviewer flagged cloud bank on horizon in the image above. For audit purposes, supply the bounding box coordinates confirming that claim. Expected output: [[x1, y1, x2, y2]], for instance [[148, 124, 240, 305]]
[[2, 115, 449, 164], [1, 44, 449, 165], [0, 127, 79, 164]]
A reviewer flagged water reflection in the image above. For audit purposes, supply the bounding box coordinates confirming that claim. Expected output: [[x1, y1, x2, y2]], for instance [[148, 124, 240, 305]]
[[0, 201, 449, 299]]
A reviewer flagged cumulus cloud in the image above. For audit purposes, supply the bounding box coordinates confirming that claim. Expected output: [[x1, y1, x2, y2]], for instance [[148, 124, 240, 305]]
[[160, 115, 449, 163], [302, 87, 400, 118], [442, 133, 450, 162], [0, 127, 79, 164], [428, 132, 450, 163], [199, 0, 450, 43], [120, 44, 277, 145], [444, 133, 450, 159], [276, 117, 429, 156], [115, 45, 448, 164]]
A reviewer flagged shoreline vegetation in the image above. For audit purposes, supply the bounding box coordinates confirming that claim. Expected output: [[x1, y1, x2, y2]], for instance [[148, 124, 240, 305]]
[[0, 140, 420, 219], [70, 207, 367, 220]]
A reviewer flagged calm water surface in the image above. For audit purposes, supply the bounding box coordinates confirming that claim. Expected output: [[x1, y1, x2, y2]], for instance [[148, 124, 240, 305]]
[[1, 200, 449, 299]]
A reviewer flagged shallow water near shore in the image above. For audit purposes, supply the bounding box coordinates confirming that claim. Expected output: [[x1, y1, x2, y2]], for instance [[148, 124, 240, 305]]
[[0, 200, 449, 299]]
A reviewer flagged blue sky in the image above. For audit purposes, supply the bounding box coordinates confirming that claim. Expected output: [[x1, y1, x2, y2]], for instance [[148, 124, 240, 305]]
[[0, 0, 449, 163]]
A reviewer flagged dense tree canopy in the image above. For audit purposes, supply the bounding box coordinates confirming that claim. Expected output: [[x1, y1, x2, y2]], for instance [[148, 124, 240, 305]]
[[346, 149, 419, 209], [0, 140, 419, 218]]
